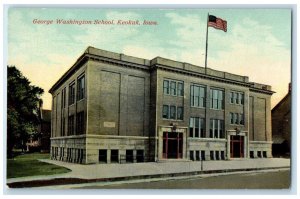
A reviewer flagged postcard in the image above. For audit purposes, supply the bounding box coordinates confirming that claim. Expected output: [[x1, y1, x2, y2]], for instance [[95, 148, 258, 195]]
[[5, 6, 292, 191]]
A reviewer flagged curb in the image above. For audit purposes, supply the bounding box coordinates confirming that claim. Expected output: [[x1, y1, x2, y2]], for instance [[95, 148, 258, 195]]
[[7, 166, 290, 188]]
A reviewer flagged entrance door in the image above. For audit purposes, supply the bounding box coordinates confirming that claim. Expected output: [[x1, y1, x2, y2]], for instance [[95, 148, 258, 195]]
[[163, 132, 183, 159], [230, 135, 244, 158]]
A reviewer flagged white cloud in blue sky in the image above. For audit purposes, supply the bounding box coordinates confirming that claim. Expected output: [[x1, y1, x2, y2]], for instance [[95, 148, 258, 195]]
[[7, 8, 291, 109]]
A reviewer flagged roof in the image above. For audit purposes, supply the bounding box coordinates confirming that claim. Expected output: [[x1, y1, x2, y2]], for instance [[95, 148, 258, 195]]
[[49, 46, 274, 95], [272, 91, 291, 112]]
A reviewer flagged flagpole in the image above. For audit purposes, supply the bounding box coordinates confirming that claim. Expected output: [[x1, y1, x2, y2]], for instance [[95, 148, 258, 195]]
[[205, 13, 209, 74]]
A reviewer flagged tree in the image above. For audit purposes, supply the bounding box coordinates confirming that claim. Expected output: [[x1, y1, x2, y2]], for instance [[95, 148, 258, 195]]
[[7, 66, 44, 158]]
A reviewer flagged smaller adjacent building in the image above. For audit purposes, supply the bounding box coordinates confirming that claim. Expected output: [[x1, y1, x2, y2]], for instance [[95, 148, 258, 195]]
[[26, 109, 51, 152], [272, 84, 291, 157], [39, 109, 52, 152]]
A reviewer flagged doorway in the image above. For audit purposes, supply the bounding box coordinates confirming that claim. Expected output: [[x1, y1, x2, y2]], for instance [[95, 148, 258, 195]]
[[230, 135, 244, 158], [162, 132, 183, 159]]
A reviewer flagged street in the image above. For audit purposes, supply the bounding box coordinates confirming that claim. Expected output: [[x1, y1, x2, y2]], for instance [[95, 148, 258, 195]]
[[78, 169, 290, 189]]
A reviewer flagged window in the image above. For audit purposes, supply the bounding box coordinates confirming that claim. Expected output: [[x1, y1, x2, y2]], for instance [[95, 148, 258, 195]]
[[240, 93, 244, 105], [163, 80, 169, 94], [196, 151, 200, 161], [230, 91, 244, 105], [68, 115, 75, 135], [76, 111, 84, 135], [210, 119, 224, 138], [191, 85, 206, 108], [177, 82, 184, 96], [235, 92, 239, 104], [195, 117, 199, 137], [230, 112, 244, 125], [210, 120, 213, 138], [170, 81, 176, 95], [220, 120, 224, 138], [230, 92, 234, 103], [235, 113, 239, 124], [126, 150, 134, 163], [177, 107, 183, 120], [163, 79, 184, 96], [190, 151, 194, 161], [78, 149, 84, 164], [163, 105, 183, 120], [77, 75, 85, 100], [170, 106, 176, 119], [230, 113, 234, 124], [61, 117, 65, 136], [111, 150, 119, 163], [136, 150, 144, 163], [210, 89, 224, 110], [239, 114, 244, 125], [257, 151, 262, 158], [189, 117, 205, 138], [162, 105, 169, 119], [263, 151, 267, 158], [210, 151, 215, 160], [69, 82, 75, 105], [201, 151, 206, 160], [61, 87, 66, 108], [216, 151, 220, 160], [221, 151, 225, 160], [250, 151, 254, 158], [189, 118, 194, 137], [99, 150, 107, 163]]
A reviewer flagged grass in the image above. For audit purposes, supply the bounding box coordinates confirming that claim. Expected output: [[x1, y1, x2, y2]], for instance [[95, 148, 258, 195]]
[[7, 152, 71, 179]]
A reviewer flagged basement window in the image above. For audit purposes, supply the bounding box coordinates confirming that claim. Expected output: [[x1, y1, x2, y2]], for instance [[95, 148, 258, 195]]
[[190, 151, 194, 161], [201, 151, 206, 161], [136, 150, 144, 163], [257, 151, 262, 158], [196, 151, 200, 161], [99, 150, 107, 163], [111, 150, 119, 163], [210, 151, 214, 160], [221, 151, 225, 160], [216, 151, 220, 160], [263, 151, 267, 158], [250, 151, 254, 158], [126, 150, 134, 163]]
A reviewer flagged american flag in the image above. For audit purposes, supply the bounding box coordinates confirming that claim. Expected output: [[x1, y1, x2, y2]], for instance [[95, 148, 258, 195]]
[[208, 15, 227, 32]]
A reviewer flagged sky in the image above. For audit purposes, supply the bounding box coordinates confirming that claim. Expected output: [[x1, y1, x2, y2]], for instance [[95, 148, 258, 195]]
[[7, 7, 291, 110]]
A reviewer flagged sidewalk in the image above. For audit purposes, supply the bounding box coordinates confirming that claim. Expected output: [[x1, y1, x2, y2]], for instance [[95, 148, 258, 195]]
[[6, 158, 290, 187]]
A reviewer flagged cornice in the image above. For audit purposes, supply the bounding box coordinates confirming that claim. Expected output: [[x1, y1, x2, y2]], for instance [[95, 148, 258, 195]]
[[49, 50, 274, 96]]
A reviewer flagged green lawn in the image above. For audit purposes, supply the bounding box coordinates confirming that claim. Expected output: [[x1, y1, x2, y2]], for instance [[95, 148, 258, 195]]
[[7, 153, 71, 179]]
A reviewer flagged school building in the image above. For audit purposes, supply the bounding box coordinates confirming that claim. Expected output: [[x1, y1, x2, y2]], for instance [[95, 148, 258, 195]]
[[49, 46, 274, 164]]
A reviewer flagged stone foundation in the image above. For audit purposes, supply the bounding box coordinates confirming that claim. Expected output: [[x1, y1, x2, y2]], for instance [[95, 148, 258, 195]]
[[249, 141, 273, 158]]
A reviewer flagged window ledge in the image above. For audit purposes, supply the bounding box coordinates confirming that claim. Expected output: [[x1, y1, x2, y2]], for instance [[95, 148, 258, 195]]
[[188, 137, 227, 142], [229, 103, 244, 106], [162, 118, 183, 121], [163, 94, 184, 97], [210, 108, 225, 111], [191, 106, 206, 109]]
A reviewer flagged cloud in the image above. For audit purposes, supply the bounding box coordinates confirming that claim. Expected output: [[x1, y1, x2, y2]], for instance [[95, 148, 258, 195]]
[[162, 13, 291, 107], [165, 12, 205, 49], [7, 9, 291, 109], [106, 11, 143, 20], [122, 45, 158, 59], [8, 10, 84, 109], [208, 17, 291, 107]]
